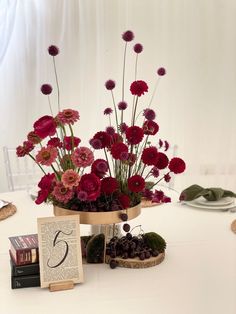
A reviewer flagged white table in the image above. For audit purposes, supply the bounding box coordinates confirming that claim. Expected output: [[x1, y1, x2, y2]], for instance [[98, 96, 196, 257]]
[[0, 190, 236, 314]]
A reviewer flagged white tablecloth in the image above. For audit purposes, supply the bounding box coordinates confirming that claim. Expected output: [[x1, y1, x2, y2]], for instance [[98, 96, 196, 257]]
[[0, 190, 236, 314]]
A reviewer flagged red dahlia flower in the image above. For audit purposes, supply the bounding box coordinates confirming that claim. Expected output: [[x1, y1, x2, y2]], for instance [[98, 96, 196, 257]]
[[141, 147, 158, 166], [111, 142, 128, 160], [128, 175, 145, 193], [169, 157, 186, 174], [78, 173, 101, 201], [118, 193, 130, 209], [101, 177, 119, 194], [130, 80, 148, 97], [143, 120, 159, 135], [93, 131, 111, 149], [125, 126, 144, 145], [155, 152, 169, 170]]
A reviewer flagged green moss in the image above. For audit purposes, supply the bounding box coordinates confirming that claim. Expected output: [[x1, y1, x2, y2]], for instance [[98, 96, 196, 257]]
[[143, 232, 166, 253], [86, 233, 105, 263]]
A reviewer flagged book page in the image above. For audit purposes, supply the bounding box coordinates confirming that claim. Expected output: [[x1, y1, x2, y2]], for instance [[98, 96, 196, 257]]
[[37, 215, 83, 288]]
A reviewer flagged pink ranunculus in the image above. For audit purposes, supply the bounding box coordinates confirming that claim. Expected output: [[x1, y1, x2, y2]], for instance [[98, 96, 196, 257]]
[[33, 115, 57, 139], [78, 173, 101, 201], [71, 147, 94, 168]]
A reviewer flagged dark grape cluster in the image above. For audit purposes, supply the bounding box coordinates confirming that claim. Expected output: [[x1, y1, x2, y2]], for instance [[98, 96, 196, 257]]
[[106, 233, 160, 262]]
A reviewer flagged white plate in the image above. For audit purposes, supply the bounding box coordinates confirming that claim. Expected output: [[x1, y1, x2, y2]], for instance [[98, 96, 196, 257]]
[[194, 197, 234, 207], [183, 199, 235, 211]]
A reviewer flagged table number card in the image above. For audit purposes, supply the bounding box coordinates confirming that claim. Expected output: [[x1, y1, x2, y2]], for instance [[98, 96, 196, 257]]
[[37, 215, 84, 289]]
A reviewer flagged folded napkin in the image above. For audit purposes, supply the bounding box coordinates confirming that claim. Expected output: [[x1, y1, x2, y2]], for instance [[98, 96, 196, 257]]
[[179, 184, 236, 202]]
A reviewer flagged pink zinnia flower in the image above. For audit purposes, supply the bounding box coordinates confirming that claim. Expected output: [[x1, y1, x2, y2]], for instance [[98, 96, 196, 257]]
[[61, 169, 80, 188], [56, 109, 80, 125], [52, 182, 74, 204], [36, 146, 58, 166], [71, 147, 94, 168]]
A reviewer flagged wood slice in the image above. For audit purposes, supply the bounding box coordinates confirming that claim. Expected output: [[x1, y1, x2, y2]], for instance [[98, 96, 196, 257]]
[[0, 204, 17, 221], [231, 220, 236, 234], [105, 252, 165, 268], [54, 203, 141, 225]]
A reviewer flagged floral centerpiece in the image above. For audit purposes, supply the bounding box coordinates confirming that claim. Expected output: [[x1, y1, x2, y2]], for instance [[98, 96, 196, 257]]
[[16, 30, 186, 220]]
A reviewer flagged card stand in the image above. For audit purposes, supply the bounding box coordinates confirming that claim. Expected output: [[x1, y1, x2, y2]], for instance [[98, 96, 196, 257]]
[[49, 280, 74, 292]]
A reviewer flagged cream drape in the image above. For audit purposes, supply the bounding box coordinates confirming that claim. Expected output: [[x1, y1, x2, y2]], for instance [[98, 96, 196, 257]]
[[0, 0, 236, 192]]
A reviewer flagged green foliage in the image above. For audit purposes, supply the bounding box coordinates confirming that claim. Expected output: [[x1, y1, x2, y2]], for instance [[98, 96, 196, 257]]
[[143, 232, 166, 253], [86, 233, 105, 263]]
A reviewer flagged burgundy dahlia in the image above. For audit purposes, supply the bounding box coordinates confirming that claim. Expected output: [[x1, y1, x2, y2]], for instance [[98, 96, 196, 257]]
[[48, 45, 59, 56], [122, 30, 134, 42], [78, 173, 101, 201], [118, 194, 130, 209], [101, 177, 119, 195], [156, 152, 169, 170], [143, 120, 159, 136], [93, 131, 111, 149], [169, 157, 186, 174], [125, 126, 144, 145], [111, 142, 128, 160], [128, 175, 145, 193], [41, 84, 52, 95], [141, 147, 158, 166], [130, 80, 148, 97]]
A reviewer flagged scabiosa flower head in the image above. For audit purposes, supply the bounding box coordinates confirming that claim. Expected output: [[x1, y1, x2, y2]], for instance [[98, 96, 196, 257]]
[[130, 80, 148, 97], [105, 80, 116, 90], [89, 138, 102, 149], [122, 30, 134, 42], [143, 120, 159, 135], [119, 122, 128, 133], [106, 126, 115, 135], [157, 67, 166, 76], [169, 157, 186, 174], [35, 146, 58, 166], [41, 84, 52, 95], [63, 136, 81, 150], [91, 159, 108, 178], [118, 101, 127, 110], [111, 142, 129, 160], [56, 109, 80, 125], [47, 137, 62, 148], [27, 131, 41, 144], [101, 177, 119, 195], [34, 115, 57, 139], [151, 166, 160, 178], [61, 169, 80, 188], [128, 175, 145, 193], [52, 182, 74, 204], [48, 45, 59, 56], [126, 126, 144, 145], [164, 140, 169, 151], [93, 131, 111, 149], [120, 151, 129, 161], [118, 193, 130, 209], [133, 43, 143, 53], [16, 141, 34, 157], [143, 108, 156, 121], [141, 146, 158, 166], [156, 152, 169, 170], [71, 147, 94, 168], [104, 107, 113, 115], [77, 190, 88, 202], [164, 173, 171, 182]]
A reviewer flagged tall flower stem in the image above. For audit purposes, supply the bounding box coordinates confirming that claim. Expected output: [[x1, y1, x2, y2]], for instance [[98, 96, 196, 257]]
[[150, 171, 170, 189], [132, 96, 139, 126], [28, 154, 46, 175], [47, 96, 53, 116], [134, 54, 138, 80], [122, 42, 127, 101], [148, 77, 160, 108], [111, 90, 119, 132], [68, 124, 75, 152], [53, 56, 60, 111], [104, 148, 112, 176]]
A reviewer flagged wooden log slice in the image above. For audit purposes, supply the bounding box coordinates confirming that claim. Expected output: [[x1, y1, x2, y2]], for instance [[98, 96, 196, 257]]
[[231, 219, 236, 234], [105, 252, 165, 268], [0, 204, 17, 221]]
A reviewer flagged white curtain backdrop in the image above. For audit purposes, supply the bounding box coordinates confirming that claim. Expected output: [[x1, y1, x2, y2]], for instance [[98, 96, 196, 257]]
[[0, 0, 236, 192]]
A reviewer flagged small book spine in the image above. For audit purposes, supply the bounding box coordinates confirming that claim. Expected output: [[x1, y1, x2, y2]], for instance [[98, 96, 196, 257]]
[[13, 248, 39, 265], [10, 260, 40, 277], [11, 275, 40, 289]]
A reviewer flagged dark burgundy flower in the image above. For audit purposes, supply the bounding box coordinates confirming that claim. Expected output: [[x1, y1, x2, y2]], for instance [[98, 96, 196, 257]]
[[111, 142, 128, 160], [130, 80, 148, 97], [106, 126, 115, 135], [78, 173, 101, 201], [143, 120, 159, 135], [120, 122, 128, 133], [169, 157, 186, 174], [126, 126, 144, 145], [104, 107, 113, 115], [142, 189, 153, 200], [122, 30, 134, 42], [164, 173, 171, 182], [48, 45, 59, 56], [16, 141, 34, 157], [118, 101, 127, 110], [127, 153, 136, 166], [133, 43, 143, 53], [143, 108, 156, 121], [47, 137, 62, 148], [128, 175, 145, 193], [93, 131, 111, 149], [141, 147, 158, 166], [163, 196, 171, 203], [109, 132, 123, 146], [89, 138, 102, 149], [101, 177, 119, 195], [91, 159, 108, 178], [105, 80, 116, 90], [27, 131, 41, 144], [33, 115, 57, 139], [151, 167, 160, 178], [63, 136, 81, 150], [118, 194, 130, 209], [38, 173, 55, 190], [120, 151, 129, 161], [35, 189, 50, 205], [77, 190, 88, 202], [156, 152, 169, 170], [164, 140, 169, 151], [41, 84, 52, 95], [152, 190, 164, 203], [157, 67, 166, 76], [159, 139, 163, 148]]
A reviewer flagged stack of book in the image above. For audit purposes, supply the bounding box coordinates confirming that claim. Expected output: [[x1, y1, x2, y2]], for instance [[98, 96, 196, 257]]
[[9, 234, 40, 289]]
